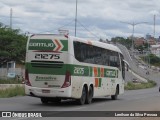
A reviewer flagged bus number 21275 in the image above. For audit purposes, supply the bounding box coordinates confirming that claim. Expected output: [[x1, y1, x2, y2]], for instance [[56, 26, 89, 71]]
[[35, 53, 60, 60]]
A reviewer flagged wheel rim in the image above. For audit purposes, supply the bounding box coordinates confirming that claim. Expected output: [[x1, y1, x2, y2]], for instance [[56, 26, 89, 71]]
[[81, 87, 86, 103]]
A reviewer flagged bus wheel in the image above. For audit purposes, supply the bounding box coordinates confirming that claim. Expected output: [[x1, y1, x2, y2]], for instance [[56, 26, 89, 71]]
[[77, 87, 86, 105], [41, 98, 49, 104], [111, 87, 119, 100], [86, 86, 93, 104]]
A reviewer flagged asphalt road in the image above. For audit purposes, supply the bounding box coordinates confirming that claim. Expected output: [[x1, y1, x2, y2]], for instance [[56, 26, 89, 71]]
[[0, 86, 160, 120], [0, 86, 159, 111]]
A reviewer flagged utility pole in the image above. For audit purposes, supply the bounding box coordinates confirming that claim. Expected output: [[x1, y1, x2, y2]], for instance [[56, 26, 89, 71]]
[[75, 0, 78, 37], [153, 14, 156, 38], [10, 8, 12, 29]]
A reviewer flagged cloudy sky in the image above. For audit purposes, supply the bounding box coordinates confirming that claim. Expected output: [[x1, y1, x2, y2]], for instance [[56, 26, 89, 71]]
[[0, 0, 160, 40]]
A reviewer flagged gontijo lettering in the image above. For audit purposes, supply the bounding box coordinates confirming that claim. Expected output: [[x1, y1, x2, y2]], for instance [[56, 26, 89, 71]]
[[29, 43, 54, 47]]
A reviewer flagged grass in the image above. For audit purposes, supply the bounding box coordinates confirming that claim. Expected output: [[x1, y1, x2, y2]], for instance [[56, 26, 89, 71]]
[[0, 79, 23, 84], [0, 78, 25, 98], [0, 85, 25, 98], [125, 80, 157, 90]]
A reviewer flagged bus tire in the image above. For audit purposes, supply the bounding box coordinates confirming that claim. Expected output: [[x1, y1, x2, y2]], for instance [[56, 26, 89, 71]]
[[41, 98, 49, 104], [86, 86, 93, 104], [77, 86, 87, 105], [111, 86, 119, 100]]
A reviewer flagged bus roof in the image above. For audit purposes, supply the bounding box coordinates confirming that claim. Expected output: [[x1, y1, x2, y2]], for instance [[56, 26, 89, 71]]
[[69, 36, 122, 54], [29, 34, 122, 54]]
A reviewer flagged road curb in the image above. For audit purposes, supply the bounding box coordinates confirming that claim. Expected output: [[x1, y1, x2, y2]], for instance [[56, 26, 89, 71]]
[[129, 69, 148, 83]]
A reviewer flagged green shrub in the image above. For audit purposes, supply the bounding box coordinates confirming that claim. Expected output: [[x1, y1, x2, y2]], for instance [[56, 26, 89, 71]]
[[140, 54, 160, 67], [0, 79, 22, 84], [125, 80, 156, 90]]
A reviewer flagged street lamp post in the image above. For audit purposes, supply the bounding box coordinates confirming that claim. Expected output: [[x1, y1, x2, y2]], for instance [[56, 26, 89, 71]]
[[121, 21, 148, 56], [147, 38, 150, 69], [75, 0, 78, 37]]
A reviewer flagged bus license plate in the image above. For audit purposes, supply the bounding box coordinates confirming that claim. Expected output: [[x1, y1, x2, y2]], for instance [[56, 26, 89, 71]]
[[42, 89, 50, 93]]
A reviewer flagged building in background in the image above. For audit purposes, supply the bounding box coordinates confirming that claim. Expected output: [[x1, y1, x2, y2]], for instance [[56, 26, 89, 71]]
[[156, 36, 160, 44], [148, 37, 156, 45], [134, 37, 145, 46], [150, 45, 160, 58]]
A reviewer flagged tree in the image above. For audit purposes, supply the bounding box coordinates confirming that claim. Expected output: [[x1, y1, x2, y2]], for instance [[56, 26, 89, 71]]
[[0, 22, 27, 66], [111, 37, 132, 49], [148, 54, 160, 65], [135, 45, 144, 52], [141, 54, 160, 66]]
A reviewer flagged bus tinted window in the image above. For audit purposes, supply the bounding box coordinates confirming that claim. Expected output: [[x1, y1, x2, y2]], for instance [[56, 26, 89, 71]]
[[74, 41, 120, 68]]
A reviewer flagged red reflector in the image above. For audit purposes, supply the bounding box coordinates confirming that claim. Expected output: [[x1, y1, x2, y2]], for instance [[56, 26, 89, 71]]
[[61, 71, 71, 88], [25, 69, 31, 86]]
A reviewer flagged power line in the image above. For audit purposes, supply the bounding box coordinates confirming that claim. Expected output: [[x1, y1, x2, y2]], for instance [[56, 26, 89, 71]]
[[58, 19, 75, 30], [77, 20, 100, 39], [120, 21, 148, 57]]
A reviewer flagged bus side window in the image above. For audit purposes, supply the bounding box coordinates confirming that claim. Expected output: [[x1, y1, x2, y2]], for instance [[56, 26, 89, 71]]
[[74, 42, 78, 59], [80, 44, 85, 62], [74, 41, 83, 62]]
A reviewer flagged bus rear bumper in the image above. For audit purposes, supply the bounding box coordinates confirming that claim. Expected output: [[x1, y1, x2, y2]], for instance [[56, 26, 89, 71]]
[[25, 85, 72, 98]]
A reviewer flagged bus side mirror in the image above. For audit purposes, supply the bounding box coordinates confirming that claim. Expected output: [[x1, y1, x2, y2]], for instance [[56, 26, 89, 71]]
[[126, 64, 129, 71], [123, 60, 130, 71]]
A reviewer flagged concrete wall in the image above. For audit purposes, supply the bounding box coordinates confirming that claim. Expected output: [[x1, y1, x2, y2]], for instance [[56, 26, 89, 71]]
[[0, 68, 25, 79]]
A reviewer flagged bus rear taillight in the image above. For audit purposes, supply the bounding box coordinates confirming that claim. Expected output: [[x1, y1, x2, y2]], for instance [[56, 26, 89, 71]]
[[61, 71, 71, 88], [25, 69, 31, 86]]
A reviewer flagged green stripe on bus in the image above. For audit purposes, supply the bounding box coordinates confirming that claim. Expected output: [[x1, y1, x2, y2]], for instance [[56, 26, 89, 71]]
[[89, 66, 93, 76], [25, 63, 66, 75], [99, 78, 102, 87], [25, 63, 118, 78], [61, 40, 68, 51]]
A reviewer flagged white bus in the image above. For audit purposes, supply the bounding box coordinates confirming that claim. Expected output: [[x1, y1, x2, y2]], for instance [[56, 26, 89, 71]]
[[25, 34, 126, 105]]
